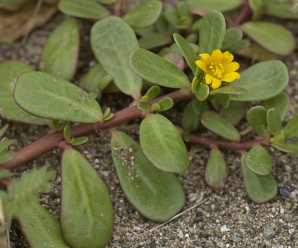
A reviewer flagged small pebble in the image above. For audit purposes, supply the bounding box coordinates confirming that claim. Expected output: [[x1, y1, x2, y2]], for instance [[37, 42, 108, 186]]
[[285, 203, 292, 210], [279, 187, 291, 197], [263, 226, 276, 239], [178, 230, 183, 239], [205, 240, 215, 248]]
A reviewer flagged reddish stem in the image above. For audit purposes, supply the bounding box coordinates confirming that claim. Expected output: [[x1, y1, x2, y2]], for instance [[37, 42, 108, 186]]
[[114, 0, 124, 17], [1, 89, 192, 170], [228, 1, 253, 28], [188, 134, 270, 151]]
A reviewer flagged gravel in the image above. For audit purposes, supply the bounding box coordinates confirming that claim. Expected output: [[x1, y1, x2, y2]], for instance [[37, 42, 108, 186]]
[[0, 1, 297, 248]]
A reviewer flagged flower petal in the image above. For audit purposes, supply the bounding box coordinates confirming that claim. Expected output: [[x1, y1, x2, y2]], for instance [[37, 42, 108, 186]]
[[222, 72, 240, 82], [222, 51, 234, 64], [199, 53, 210, 61], [196, 60, 208, 73], [210, 49, 223, 62], [211, 78, 222, 89], [224, 62, 240, 73], [205, 74, 213, 85]]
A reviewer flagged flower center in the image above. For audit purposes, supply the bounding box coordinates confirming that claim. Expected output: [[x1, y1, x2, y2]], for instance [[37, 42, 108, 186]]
[[208, 62, 224, 79]]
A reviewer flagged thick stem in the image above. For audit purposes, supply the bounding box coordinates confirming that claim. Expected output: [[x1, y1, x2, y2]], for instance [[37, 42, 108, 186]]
[[188, 134, 270, 150], [228, 2, 252, 28], [1, 89, 193, 170]]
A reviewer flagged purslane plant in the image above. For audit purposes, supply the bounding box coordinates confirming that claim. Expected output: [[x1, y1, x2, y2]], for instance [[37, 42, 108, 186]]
[[0, 0, 297, 247]]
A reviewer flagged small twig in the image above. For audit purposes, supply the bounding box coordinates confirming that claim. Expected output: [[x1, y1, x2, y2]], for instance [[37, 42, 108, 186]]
[[114, 0, 124, 17], [22, 0, 43, 45], [228, 2, 252, 28], [137, 196, 207, 236]]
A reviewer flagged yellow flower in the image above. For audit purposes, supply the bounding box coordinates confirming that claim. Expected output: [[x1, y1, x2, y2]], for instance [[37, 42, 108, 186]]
[[196, 49, 240, 89]]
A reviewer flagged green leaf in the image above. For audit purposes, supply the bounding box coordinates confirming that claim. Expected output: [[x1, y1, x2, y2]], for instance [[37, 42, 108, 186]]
[[124, 0, 162, 29], [198, 10, 226, 55], [138, 33, 172, 50], [221, 27, 243, 50], [220, 101, 245, 126], [164, 7, 179, 26], [80, 64, 107, 92], [267, 108, 281, 136], [3, 168, 55, 217], [151, 103, 161, 111], [195, 84, 209, 101], [217, 94, 231, 108], [241, 22, 295, 55], [0, 169, 10, 179], [249, 0, 266, 20], [263, 93, 289, 121], [70, 137, 88, 146], [0, 150, 14, 164], [63, 125, 71, 142], [145, 85, 161, 100], [162, 52, 185, 71], [41, 18, 79, 81], [61, 147, 113, 248], [140, 114, 188, 173], [14, 72, 102, 123], [111, 130, 185, 221], [16, 202, 69, 248], [0, 0, 29, 9], [284, 114, 298, 139], [157, 97, 174, 111], [130, 48, 190, 89], [58, 0, 110, 19], [182, 100, 200, 132], [0, 124, 8, 139], [265, 0, 298, 19], [0, 61, 47, 124], [205, 148, 227, 190], [201, 111, 240, 141], [236, 41, 278, 61], [241, 154, 277, 203], [137, 102, 150, 112], [96, 0, 116, 4], [0, 137, 15, 153], [230, 61, 288, 101], [173, 33, 199, 72], [192, 98, 209, 114], [228, 39, 250, 53], [244, 146, 272, 176], [187, 0, 242, 12], [97, 75, 113, 91], [272, 140, 298, 156], [247, 106, 269, 138], [91, 16, 142, 99], [210, 86, 247, 96]]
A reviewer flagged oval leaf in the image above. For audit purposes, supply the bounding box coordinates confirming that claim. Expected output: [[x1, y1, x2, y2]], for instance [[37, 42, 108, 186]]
[[247, 106, 269, 138], [230, 60, 288, 101], [17, 203, 69, 248], [221, 27, 243, 50], [205, 148, 227, 190], [201, 111, 240, 141], [267, 108, 281, 136], [0, 61, 47, 124], [138, 33, 172, 49], [80, 64, 107, 92], [40, 18, 79, 81], [187, 0, 242, 12], [195, 84, 209, 101], [173, 33, 199, 72], [61, 147, 113, 248], [265, 0, 298, 19], [241, 154, 277, 203], [130, 48, 190, 88], [91, 16, 142, 99], [210, 85, 247, 96], [58, 0, 110, 19], [182, 100, 200, 132], [220, 101, 245, 126], [162, 52, 185, 71], [263, 93, 289, 121], [111, 130, 185, 221], [241, 22, 295, 55], [140, 114, 188, 173], [284, 114, 298, 139], [14, 71, 103, 123], [198, 10, 226, 55], [244, 146, 272, 176], [124, 0, 162, 28]]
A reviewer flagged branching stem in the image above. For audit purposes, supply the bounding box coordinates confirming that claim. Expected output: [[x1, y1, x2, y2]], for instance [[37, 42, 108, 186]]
[[0, 87, 270, 170]]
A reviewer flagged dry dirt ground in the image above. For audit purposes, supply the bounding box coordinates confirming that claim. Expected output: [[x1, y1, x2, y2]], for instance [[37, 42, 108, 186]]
[[0, 1, 297, 247]]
